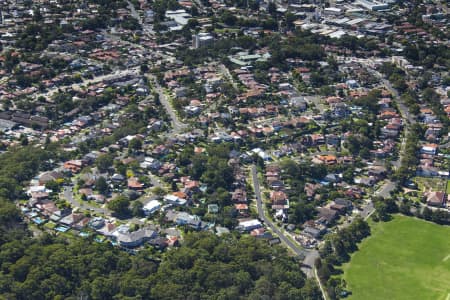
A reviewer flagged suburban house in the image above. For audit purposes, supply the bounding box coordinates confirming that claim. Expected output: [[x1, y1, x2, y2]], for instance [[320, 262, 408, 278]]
[[116, 227, 157, 248], [127, 178, 144, 191], [60, 213, 85, 227], [63, 160, 84, 173], [316, 207, 338, 225], [270, 191, 289, 210], [420, 144, 438, 155], [38, 171, 64, 185], [425, 191, 446, 207], [143, 200, 161, 216], [330, 198, 353, 214], [238, 219, 263, 232]]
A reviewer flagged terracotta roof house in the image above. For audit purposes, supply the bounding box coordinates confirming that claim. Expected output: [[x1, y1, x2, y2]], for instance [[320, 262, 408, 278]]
[[127, 178, 144, 190], [63, 160, 84, 173], [425, 191, 446, 207], [270, 191, 289, 209], [313, 155, 337, 165]]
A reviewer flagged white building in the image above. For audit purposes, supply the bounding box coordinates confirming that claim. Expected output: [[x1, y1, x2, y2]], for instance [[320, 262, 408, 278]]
[[192, 32, 214, 49], [143, 200, 161, 216], [323, 7, 343, 16], [164, 194, 187, 206], [238, 219, 262, 232], [355, 0, 389, 11], [165, 10, 191, 26]]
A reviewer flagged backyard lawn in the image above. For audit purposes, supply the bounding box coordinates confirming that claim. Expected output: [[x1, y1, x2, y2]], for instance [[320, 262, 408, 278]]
[[342, 215, 450, 300], [414, 177, 447, 192]]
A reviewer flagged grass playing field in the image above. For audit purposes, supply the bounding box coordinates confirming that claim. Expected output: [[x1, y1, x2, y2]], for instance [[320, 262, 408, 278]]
[[341, 215, 450, 300]]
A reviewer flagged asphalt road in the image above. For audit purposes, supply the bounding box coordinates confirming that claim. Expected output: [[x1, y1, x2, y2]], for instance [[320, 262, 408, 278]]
[[251, 165, 319, 273], [63, 186, 108, 215], [250, 165, 328, 299], [127, 0, 142, 24], [148, 76, 187, 134], [63, 185, 146, 224], [359, 200, 375, 220], [251, 165, 303, 255], [375, 180, 396, 199], [218, 64, 239, 90], [32, 68, 139, 102], [361, 62, 416, 172]]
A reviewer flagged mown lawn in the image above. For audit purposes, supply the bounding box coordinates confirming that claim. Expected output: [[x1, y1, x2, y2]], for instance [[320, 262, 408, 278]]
[[342, 215, 450, 300]]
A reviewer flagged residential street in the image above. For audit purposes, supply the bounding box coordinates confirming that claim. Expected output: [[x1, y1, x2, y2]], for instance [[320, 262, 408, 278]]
[[4, 0, 450, 298], [251, 164, 326, 299], [251, 165, 304, 256], [62, 185, 146, 224], [62, 185, 108, 215], [218, 64, 239, 91], [359, 200, 375, 220], [149, 75, 188, 134], [250, 165, 327, 299], [361, 61, 416, 171], [32, 67, 140, 102], [375, 180, 396, 199]]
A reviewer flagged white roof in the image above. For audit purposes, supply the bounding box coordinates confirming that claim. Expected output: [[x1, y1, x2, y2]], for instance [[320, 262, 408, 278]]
[[29, 185, 46, 192], [422, 145, 437, 150], [346, 18, 366, 25], [324, 7, 342, 12], [165, 194, 179, 201], [144, 200, 161, 210], [239, 219, 262, 227]]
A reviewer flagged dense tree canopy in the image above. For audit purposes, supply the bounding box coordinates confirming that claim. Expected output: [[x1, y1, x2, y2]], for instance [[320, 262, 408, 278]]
[[107, 195, 131, 216], [0, 228, 320, 299]]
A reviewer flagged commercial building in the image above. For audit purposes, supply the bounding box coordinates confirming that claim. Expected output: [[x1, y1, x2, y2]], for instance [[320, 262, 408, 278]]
[[192, 32, 214, 48]]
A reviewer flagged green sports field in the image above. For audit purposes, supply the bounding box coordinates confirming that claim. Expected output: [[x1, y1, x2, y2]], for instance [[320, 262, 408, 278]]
[[342, 215, 450, 300]]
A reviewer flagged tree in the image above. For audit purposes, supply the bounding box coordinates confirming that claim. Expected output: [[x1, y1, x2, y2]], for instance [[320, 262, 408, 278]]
[[268, 2, 277, 16], [289, 200, 315, 224], [128, 138, 142, 152], [399, 201, 412, 216], [20, 134, 28, 146], [107, 196, 130, 216], [319, 240, 333, 258], [422, 207, 432, 221], [431, 210, 449, 225], [131, 201, 144, 218], [140, 64, 149, 74], [221, 10, 237, 26], [95, 177, 108, 195], [342, 167, 354, 183], [96, 154, 113, 173], [114, 161, 127, 176], [374, 200, 389, 221]]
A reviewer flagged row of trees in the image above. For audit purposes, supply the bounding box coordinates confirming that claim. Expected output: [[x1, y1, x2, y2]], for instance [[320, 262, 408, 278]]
[[316, 218, 371, 299], [398, 198, 450, 225], [395, 123, 423, 185]]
